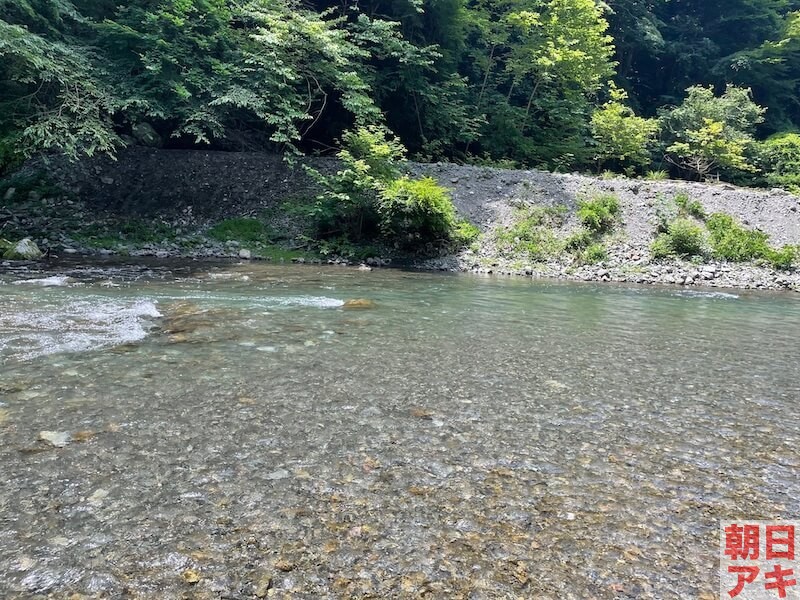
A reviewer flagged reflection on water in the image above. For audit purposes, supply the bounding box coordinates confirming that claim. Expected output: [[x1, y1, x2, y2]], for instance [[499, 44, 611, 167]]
[[1, 259, 799, 598]]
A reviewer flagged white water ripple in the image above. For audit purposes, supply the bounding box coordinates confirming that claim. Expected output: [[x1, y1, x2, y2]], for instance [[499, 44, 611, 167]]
[[0, 298, 162, 361]]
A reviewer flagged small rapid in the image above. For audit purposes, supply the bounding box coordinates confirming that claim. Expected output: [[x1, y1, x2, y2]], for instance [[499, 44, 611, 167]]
[[0, 296, 161, 361]]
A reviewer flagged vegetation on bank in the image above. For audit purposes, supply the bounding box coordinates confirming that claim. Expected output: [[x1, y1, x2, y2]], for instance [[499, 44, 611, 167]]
[[651, 194, 798, 269], [490, 194, 621, 266], [1, 160, 797, 274]]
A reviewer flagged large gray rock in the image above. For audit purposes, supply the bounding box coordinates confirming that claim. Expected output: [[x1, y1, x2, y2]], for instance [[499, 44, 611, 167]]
[[131, 122, 162, 148], [4, 238, 43, 260]]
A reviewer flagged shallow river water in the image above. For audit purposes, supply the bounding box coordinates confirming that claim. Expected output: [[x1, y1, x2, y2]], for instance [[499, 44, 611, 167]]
[[1, 259, 799, 599]]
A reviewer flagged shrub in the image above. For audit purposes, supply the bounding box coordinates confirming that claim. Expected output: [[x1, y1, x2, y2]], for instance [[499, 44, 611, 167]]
[[650, 218, 706, 259], [577, 194, 620, 234], [577, 243, 608, 264], [565, 228, 594, 252], [660, 86, 765, 180], [339, 126, 405, 183], [669, 218, 706, 256], [378, 176, 457, 249], [758, 132, 800, 194], [452, 220, 480, 247], [310, 126, 405, 241], [706, 213, 770, 261], [651, 234, 674, 259], [764, 246, 798, 270], [591, 86, 658, 172]]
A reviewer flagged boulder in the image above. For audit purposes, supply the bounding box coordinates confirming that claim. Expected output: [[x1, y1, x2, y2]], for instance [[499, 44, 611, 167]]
[[131, 122, 162, 148], [4, 238, 43, 260], [343, 298, 376, 309], [238, 249, 252, 259]]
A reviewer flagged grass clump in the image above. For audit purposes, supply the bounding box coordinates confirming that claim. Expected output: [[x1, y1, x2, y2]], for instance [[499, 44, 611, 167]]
[[74, 219, 176, 248], [644, 170, 669, 181], [564, 228, 594, 252], [651, 218, 706, 259], [208, 218, 272, 243], [705, 213, 797, 269], [763, 245, 798, 270], [577, 194, 620, 234], [674, 193, 706, 220]]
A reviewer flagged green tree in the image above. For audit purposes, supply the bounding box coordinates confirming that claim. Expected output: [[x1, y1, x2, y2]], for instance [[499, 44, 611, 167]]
[[590, 85, 658, 172], [660, 86, 766, 180]]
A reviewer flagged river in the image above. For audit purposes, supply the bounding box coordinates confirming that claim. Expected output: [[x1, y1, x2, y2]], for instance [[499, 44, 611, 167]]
[[1, 259, 799, 598]]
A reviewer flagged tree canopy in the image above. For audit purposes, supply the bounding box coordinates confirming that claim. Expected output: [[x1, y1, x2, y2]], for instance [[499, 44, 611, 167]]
[[2, 0, 800, 184]]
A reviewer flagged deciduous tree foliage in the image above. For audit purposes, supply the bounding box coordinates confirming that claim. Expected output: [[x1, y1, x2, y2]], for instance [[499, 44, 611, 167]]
[[2, 0, 800, 186]]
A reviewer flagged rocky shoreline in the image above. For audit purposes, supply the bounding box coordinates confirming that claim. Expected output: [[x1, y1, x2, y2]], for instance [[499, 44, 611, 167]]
[[422, 250, 800, 292], [5, 237, 796, 293], [3, 148, 800, 292]]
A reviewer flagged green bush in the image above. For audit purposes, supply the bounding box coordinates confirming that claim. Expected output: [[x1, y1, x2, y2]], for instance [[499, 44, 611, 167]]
[[650, 218, 706, 259], [651, 234, 673, 259], [452, 220, 480, 247], [565, 228, 594, 252], [309, 126, 405, 242], [670, 218, 705, 257], [378, 176, 457, 249], [577, 194, 620, 234], [764, 246, 798, 270], [706, 213, 770, 261], [578, 242, 608, 264], [590, 86, 659, 172], [758, 132, 800, 194], [208, 218, 271, 243]]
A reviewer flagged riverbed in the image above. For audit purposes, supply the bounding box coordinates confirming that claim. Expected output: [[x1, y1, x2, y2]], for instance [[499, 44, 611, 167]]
[[1, 259, 799, 598]]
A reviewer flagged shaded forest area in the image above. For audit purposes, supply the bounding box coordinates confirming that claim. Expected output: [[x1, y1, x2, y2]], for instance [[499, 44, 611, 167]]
[[3, 0, 800, 189]]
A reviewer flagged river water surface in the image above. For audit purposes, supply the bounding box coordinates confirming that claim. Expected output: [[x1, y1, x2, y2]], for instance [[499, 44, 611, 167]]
[[1, 259, 799, 599]]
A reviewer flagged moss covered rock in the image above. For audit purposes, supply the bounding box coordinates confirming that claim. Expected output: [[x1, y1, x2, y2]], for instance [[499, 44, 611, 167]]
[[3, 238, 43, 260]]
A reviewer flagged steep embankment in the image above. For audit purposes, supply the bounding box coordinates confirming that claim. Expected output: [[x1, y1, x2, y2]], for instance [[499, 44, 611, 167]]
[[8, 147, 800, 290]]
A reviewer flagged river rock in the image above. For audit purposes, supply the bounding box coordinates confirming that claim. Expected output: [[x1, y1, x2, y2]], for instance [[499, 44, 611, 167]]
[[239, 249, 252, 259], [38, 431, 70, 448], [4, 238, 43, 260], [343, 299, 376, 309]]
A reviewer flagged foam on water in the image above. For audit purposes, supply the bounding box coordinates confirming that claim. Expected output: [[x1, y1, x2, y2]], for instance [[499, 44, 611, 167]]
[[271, 295, 345, 308], [0, 298, 162, 361], [12, 276, 73, 287], [153, 293, 345, 309], [672, 290, 740, 300]]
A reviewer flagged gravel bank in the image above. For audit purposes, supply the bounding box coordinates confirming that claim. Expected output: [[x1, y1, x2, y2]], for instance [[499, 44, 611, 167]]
[[13, 148, 800, 291]]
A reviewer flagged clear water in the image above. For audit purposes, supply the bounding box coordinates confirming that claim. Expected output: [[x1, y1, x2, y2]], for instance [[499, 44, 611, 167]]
[[1, 260, 799, 599]]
